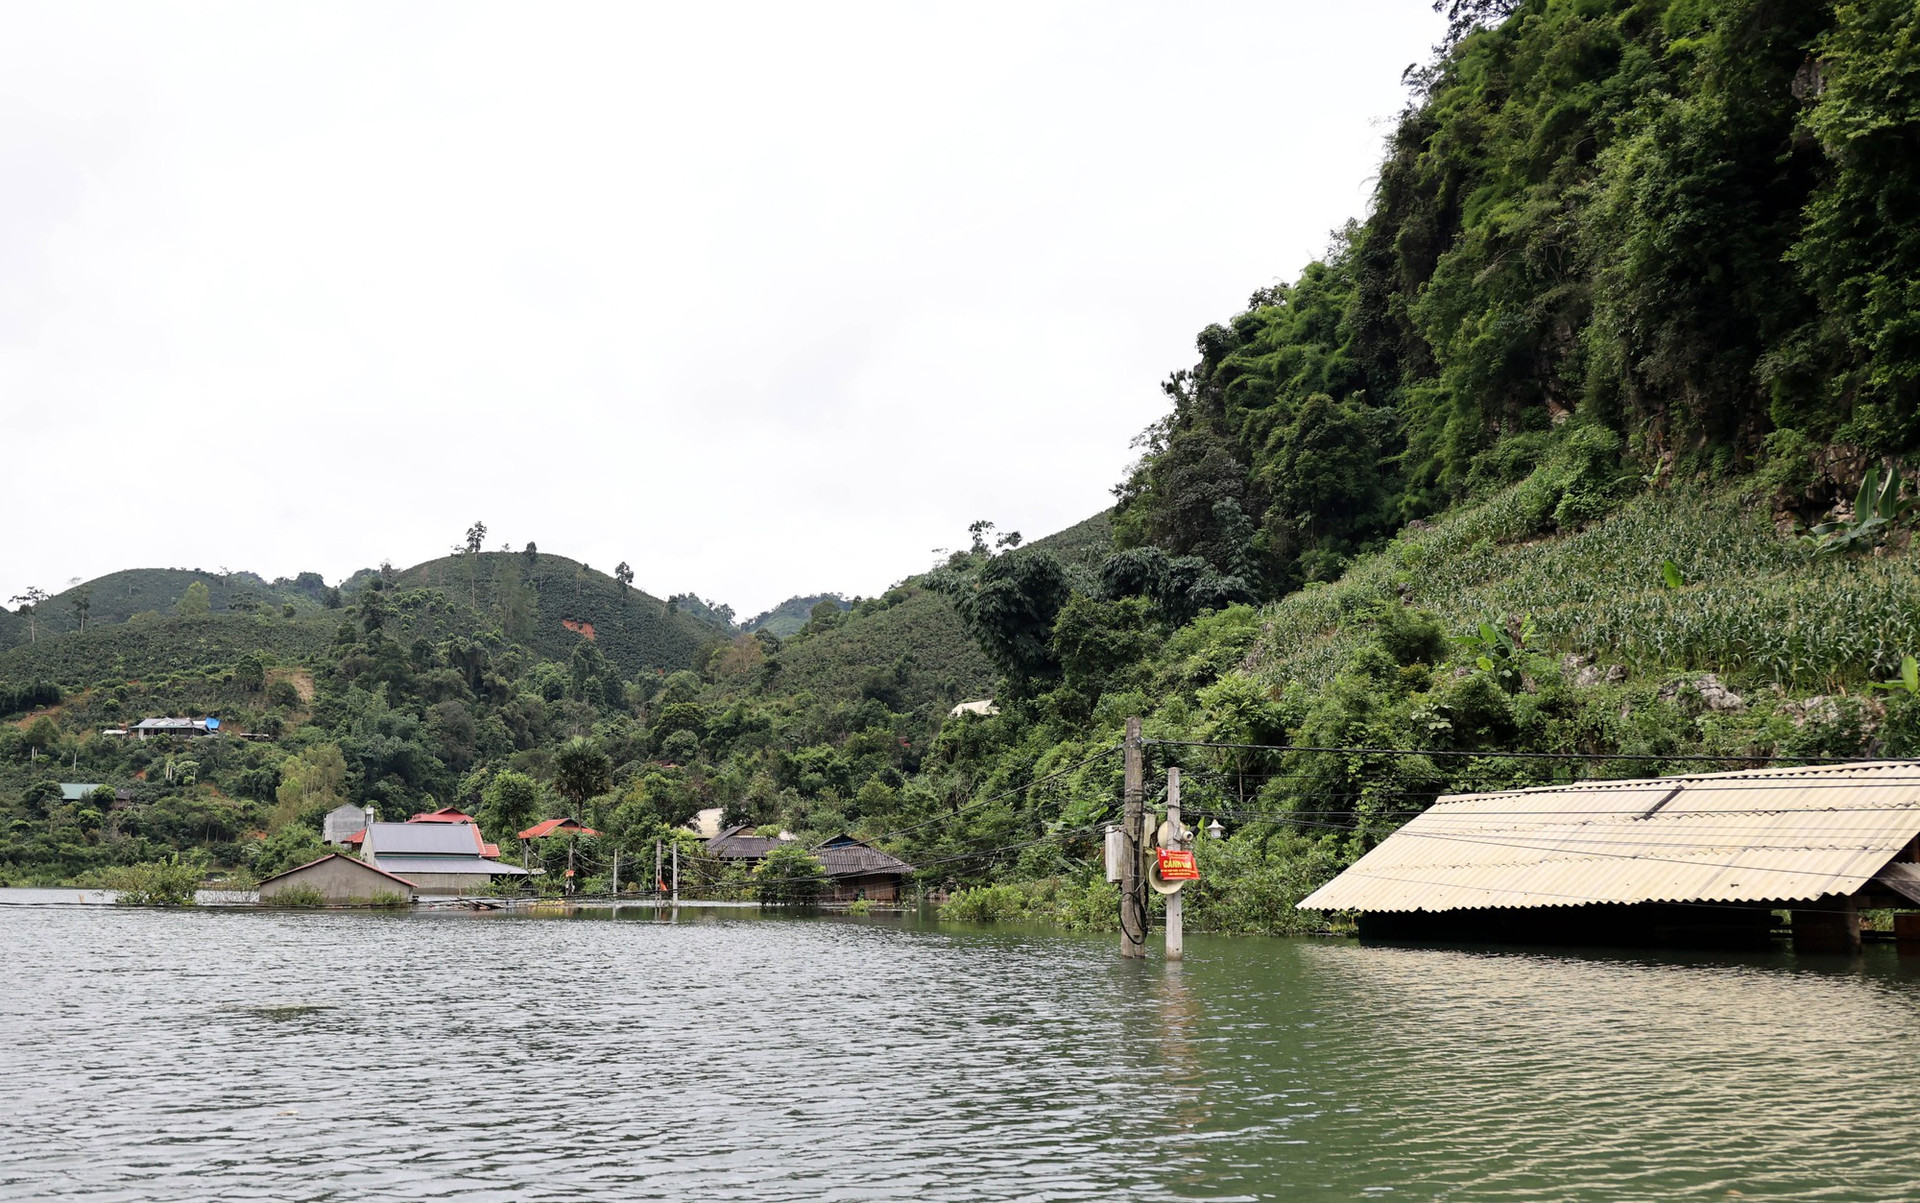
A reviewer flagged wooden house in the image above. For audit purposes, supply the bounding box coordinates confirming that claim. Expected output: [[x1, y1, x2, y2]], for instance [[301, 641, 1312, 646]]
[[814, 834, 914, 903]]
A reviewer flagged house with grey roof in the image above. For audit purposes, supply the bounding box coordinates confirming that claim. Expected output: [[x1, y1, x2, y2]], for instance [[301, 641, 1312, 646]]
[[359, 821, 529, 896], [130, 717, 217, 739]]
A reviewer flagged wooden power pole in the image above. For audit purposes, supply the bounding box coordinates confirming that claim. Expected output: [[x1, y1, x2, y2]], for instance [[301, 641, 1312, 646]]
[[1121, 716, 1146, 958]]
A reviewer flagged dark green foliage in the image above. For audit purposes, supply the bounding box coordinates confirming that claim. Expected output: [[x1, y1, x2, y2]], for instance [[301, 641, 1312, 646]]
[[0, 679, 60, 719], [940, 550, 1074, 694], [1119, 0, 1920, 595], [552, 737, 612, 807], [753, 842, 825, 905], [0, 614, 334, 688]]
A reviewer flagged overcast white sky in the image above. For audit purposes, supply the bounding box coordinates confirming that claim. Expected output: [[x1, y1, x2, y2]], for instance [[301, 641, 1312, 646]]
[[2, 1, 1444, 619]]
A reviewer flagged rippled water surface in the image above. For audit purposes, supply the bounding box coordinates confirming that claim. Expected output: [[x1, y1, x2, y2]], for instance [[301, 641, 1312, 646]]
[[6, 892, 1920, 1201]]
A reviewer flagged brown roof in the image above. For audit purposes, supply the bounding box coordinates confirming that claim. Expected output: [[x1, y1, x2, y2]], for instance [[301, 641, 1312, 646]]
[[813, 835, 913, 878], [256, 853, 419, 890], [709, 824, 784, 860]]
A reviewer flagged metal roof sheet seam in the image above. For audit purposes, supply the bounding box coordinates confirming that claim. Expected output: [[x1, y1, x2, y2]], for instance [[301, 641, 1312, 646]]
[[1298, 760, 1920, 913]]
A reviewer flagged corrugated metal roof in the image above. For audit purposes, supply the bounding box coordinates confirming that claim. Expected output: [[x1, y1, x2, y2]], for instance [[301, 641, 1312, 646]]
[[362, 821, 485, 857], [368, 856, 528, 877], [1298, 760, 1920, 913]]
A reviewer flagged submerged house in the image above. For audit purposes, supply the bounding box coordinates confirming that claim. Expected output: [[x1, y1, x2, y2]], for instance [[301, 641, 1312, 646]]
[[359, 821, 529, 896], [1299, 760, 1920, 952], [706, 827, 914, 902], [258, 853, 418, 905], [707, 824, 785, 865], [814, 834, 914, 902]]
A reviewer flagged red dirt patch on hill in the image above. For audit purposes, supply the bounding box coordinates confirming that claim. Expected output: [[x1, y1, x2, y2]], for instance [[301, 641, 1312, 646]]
[[562, 619, 597, 641]]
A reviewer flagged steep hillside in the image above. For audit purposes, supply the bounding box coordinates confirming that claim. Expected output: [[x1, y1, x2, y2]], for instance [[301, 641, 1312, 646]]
[[1023, 510, 1113, 570], [0, 613, 336, 690], [742, 584, 994, 715], [388, 551, 725, 678]]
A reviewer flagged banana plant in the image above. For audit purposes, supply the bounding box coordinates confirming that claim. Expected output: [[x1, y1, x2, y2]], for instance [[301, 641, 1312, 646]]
[[1455, 615, 1537, 690], [1871, 655, 1920, 696], [1805, 464, 1917, 555]]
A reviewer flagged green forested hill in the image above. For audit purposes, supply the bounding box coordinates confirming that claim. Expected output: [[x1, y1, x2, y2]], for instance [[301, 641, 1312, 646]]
[[0, 613, 336, 688], [0, 568, 331, 651], [743, 595, 849, 637], [389, 551, 726, 679], [9, 1, 1920, 922]]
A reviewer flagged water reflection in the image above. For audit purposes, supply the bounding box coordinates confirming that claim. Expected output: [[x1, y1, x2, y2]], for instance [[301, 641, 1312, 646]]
[[1, 895, 1917, 1201]]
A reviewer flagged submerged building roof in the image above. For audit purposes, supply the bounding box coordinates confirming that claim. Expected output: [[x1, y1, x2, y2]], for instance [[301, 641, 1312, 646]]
[[708, 825, 784, 860], [1299, 760, 1920, 914], [813, 834, 913, 878]]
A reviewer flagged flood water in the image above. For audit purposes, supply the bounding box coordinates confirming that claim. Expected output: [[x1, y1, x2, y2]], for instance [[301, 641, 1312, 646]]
[[5, 892, 1920, 1201]]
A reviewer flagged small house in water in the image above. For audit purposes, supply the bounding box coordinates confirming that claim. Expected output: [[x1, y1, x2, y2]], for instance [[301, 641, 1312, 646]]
[[707, 824, 786, 865], [257, 853, 418, 905], [814, 834, 914, 902], [360, 821, 529, 896], [707, 827, 914, 901], [1299, 760, 1920, 952]]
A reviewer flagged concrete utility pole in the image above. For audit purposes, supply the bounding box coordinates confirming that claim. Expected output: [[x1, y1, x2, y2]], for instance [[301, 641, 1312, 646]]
[[1165, 767, 1184, 962], [671, 839, 680, 906], [1121, 716, 1147, 958]]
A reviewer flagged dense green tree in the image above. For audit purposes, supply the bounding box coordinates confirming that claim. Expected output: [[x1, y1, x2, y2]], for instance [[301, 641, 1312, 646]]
[[480, 769, 543, 843], [176, 581, 211, 617], [753, 843, 825, 904], [552, 737, 612, 809]]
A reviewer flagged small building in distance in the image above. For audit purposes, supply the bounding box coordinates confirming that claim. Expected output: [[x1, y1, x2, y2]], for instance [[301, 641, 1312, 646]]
[[322, 804, 368, 846], [948, 699, 999, 719], [258, 854, 417, 905], [814, 834, 914, 903], [1299, 760, 1920, 953], [130, 717, 219, 739], [360, 821, 529, 896], [59, 783, 131, 807]]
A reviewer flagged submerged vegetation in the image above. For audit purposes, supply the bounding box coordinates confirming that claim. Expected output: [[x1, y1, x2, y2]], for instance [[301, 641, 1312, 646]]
[[8, 1, 1920, 933]]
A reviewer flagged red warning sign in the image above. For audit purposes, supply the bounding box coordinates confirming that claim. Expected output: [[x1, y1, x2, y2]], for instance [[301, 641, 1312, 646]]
[[1156, 849, 1199, 881]]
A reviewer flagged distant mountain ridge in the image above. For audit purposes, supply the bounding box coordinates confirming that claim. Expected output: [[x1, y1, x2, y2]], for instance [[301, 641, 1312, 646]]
[[0, 510, 1117, 692], [743, 595, 849, 637]]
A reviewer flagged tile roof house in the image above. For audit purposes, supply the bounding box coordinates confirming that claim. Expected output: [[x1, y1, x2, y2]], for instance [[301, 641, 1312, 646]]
[[707, 824, 785, 862], [58, 783, 131, 805], [813, 834, 914, 903]]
